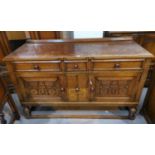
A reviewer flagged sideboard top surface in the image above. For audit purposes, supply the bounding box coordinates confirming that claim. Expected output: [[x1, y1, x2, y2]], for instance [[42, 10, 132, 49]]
[[3, 38, 154, 61]]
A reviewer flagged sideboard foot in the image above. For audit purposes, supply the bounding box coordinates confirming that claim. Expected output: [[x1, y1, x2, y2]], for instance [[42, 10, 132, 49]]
[[129, 107, 137, 120], [14, 112, 20, 120], [23, 106, 31, 118], [0, 113, 7, 124]]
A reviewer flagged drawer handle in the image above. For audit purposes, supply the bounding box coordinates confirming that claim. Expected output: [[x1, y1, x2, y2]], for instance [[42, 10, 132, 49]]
[[90, 87, 95, 92], [75, 87, 80, 92], [74, 64, 79, 69], [60, 87, 65, 92], [33, 65, 40, 70], [114, 63, 120, 69]]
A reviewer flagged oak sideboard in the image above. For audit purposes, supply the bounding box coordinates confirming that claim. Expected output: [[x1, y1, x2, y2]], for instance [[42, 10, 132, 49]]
[[3, 38, 153, 119]]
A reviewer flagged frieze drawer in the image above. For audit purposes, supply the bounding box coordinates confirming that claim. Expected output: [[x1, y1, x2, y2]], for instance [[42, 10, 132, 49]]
[[64, 60, 88, 72], [14, 61, 61, 72], [92, 59, 143, 71]]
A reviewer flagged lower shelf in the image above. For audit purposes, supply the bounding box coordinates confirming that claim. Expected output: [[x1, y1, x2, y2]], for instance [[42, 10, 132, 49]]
[[23, 107, 137, 120], [32, 114, 129, 119]]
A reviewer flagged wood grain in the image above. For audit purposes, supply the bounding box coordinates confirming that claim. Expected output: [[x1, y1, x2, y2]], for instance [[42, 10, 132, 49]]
[[3, 38, 153, 62], [4, 38, 153, 119]]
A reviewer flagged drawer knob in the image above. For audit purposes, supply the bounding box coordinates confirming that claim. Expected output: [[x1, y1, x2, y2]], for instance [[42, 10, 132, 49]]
[[114, 63, 120, 69], [75, 87, 80, 92], [74, 64, 79, 69], [60, 87, 65, 92], [33, 65, 40, 70], [90, 87, 95, 92]]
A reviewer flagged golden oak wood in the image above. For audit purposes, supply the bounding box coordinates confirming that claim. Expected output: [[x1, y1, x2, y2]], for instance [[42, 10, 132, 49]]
[[29, 31, 61, 40], [0, 31, 9, 59], [105, 32, 155, 59], [0, 31, 11, 63], [105, 31, 155, 87], [31, 114, 129, 119], [3, 37, 153, 61], [3, 38, 153, 119], [104, 31, 155, 45]]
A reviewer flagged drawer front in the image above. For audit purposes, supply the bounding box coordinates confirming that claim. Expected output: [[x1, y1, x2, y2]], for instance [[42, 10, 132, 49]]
[[14, 61, 61, 72], [65, 61, 87, 72], [92, 59, 143, 71]]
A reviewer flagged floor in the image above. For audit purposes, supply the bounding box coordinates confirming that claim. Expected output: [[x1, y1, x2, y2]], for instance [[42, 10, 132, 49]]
[[6, 88, 147, 124]]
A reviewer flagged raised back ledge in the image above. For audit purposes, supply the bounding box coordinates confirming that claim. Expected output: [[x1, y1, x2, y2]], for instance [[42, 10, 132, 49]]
[[27, 37, 134, 44]]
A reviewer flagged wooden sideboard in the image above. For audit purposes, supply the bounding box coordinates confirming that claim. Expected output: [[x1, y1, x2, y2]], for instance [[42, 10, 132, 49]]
[[3, 38, 153, 119]]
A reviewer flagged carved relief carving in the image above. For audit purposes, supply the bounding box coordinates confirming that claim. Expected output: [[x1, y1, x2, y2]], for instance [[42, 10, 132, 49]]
[[25, 80, 61, 98], [95, 79, 131, 96]]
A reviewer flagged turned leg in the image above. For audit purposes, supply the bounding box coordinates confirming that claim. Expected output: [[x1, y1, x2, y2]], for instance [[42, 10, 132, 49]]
[[23, 106, 31, 118], [129, 107, 137, 120], [13, 112, 20, 120], [0, 113, 7, 124]]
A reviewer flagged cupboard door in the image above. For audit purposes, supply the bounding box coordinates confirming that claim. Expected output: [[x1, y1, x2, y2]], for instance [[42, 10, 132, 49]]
[[66, 74, 89, 102], [17, 75, 65, 102], [89, 72, 141, 102]]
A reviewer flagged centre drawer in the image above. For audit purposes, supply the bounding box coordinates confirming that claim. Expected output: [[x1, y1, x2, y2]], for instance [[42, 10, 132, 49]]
[[14, 61, 61, 72], [92, 59, 143, 71], [64, 60, 87, 72]]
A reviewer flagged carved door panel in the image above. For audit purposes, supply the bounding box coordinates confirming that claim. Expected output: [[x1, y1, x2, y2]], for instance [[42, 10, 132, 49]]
[[89, 72, 141, 102], [66, 74, 89, 102], [17, 75, 65, 102]]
